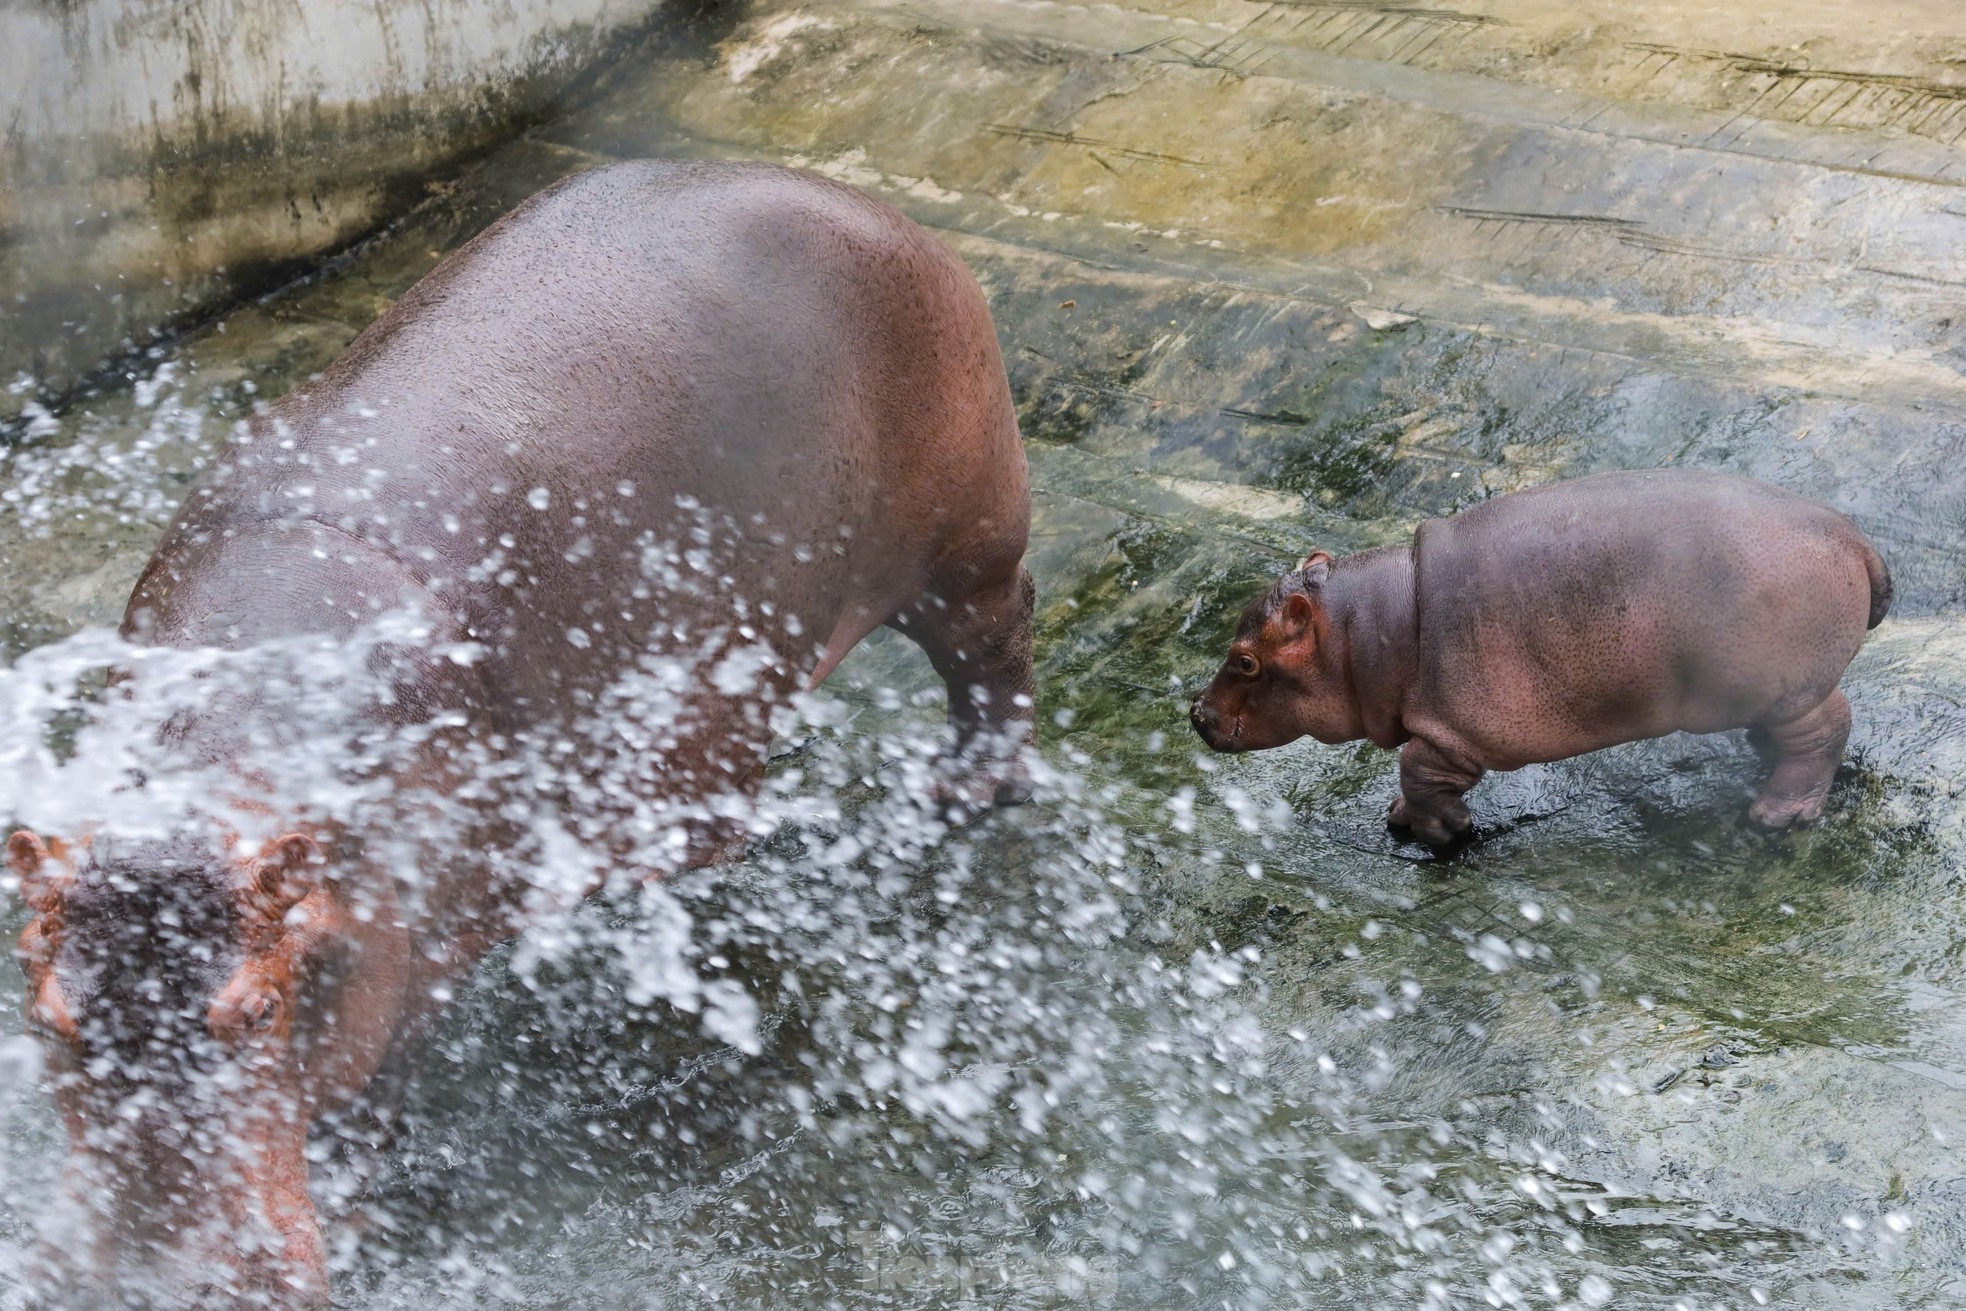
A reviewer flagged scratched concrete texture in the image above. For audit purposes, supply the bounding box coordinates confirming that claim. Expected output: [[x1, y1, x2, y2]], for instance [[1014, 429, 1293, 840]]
[[5, 1, 1966, 1306]]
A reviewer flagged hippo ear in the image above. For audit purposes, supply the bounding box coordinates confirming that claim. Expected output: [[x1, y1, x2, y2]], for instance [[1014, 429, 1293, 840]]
[[248, 833, 324, 922], [6, 831, 69, 917], [1278, 592, 1319, 641], [1297, 551, 1333, 586]]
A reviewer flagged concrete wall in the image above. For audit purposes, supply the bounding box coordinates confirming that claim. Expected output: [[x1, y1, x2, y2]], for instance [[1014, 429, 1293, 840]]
[[0, 0, 694, 419]]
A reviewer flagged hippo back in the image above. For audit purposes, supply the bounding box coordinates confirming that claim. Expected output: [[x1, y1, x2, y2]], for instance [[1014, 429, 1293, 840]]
[[127, 161, 1028, 730], [1409, 469, 1880, 766]]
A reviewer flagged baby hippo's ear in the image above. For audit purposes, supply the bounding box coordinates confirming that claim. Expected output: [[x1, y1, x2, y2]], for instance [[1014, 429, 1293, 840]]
[[1297, 550, 1333, 586], [1278, 592, 1319, 641], [246, 833, 324, 923], [6, 831, 70, 917]]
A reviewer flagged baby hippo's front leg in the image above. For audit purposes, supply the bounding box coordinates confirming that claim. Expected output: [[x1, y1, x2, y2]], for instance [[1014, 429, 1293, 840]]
[[1388, 737, 1484, 848]]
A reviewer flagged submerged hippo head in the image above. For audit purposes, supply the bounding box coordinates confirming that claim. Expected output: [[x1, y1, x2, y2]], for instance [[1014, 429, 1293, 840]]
[[8, 827, 344, 1310], [1190, 551, 1335, 753]]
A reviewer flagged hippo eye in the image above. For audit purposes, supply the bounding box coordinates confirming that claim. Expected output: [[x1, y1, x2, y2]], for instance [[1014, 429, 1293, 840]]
[[218, 992, 283, 1040], [1235, 653, 1260, 678], [246, 996, 282, 1032], [26, 989, 76, 1045]]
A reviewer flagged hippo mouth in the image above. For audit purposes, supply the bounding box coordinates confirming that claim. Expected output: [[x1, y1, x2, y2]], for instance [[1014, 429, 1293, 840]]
[[1189, 700, 1245, 752]]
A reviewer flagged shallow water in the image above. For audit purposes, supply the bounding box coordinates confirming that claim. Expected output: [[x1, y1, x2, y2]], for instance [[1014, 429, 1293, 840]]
[[6, 2, 1966, 1307]]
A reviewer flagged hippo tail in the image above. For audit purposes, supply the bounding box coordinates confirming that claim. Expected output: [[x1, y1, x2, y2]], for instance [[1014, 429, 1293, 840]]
[[1863, 543, 1893, 630]]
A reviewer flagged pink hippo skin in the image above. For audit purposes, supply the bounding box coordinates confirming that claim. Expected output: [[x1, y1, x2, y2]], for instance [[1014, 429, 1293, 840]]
[[1190, 470, 1893, 847]]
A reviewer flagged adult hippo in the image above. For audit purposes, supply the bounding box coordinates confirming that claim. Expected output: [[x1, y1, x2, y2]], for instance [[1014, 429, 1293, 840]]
[[1190, 469, 1890, 846], [7, 160, 1033, 1308]]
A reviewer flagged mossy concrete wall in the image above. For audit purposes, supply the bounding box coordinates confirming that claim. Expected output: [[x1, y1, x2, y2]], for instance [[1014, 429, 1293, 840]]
[[0, 0, 704, 420]]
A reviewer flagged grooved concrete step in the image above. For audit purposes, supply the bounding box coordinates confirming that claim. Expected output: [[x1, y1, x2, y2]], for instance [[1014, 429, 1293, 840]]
[[632, 0, 1963, 413]]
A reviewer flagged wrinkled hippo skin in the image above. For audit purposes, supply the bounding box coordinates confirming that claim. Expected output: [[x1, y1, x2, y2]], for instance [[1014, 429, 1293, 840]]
[[1192, 469, 1892, 847], [10, 160, 1033, 1308]]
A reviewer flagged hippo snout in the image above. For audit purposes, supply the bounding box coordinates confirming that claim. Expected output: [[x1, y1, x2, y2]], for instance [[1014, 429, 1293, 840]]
[[29, 1262, 327, 1311], [27, 1169, 331, 1311], [1190, 693, 1227, 751]]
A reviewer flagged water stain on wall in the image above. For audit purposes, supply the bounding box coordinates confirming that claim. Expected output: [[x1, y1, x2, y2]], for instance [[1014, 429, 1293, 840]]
[[0, 0, 740, 420]]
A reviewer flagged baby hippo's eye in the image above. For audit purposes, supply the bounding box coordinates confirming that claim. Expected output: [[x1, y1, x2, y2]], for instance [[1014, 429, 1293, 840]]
[[1235, 653, 1260, 677]]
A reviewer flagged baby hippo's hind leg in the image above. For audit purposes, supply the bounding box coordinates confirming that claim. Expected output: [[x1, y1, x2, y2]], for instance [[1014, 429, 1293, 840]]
[[890, 564, 1037, 813], [1747, 689, 1851, 831], [1388, 737, 1484, 850]]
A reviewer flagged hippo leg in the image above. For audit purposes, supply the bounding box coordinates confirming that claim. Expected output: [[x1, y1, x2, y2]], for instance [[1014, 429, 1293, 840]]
[[664, 737, 779, 873], [1747, 689, 1851, 830], [1388, 737, 1483, 848], [891, 565, 1037, 812]]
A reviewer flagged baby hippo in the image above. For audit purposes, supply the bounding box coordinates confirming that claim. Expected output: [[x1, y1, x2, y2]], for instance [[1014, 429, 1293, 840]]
[[1191, 470, 1893, 846]]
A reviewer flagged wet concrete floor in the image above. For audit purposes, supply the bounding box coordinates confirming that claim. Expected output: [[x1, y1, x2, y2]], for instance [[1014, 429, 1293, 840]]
[[4, 1, 1966, 1306]]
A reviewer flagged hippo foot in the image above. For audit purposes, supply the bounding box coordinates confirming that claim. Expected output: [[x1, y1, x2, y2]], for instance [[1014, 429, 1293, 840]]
[[1387, 795, 1472, 850], [1746, 790, 1828, 832], [928, 753, 1033, 824], [690, 829, 757, 871]]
